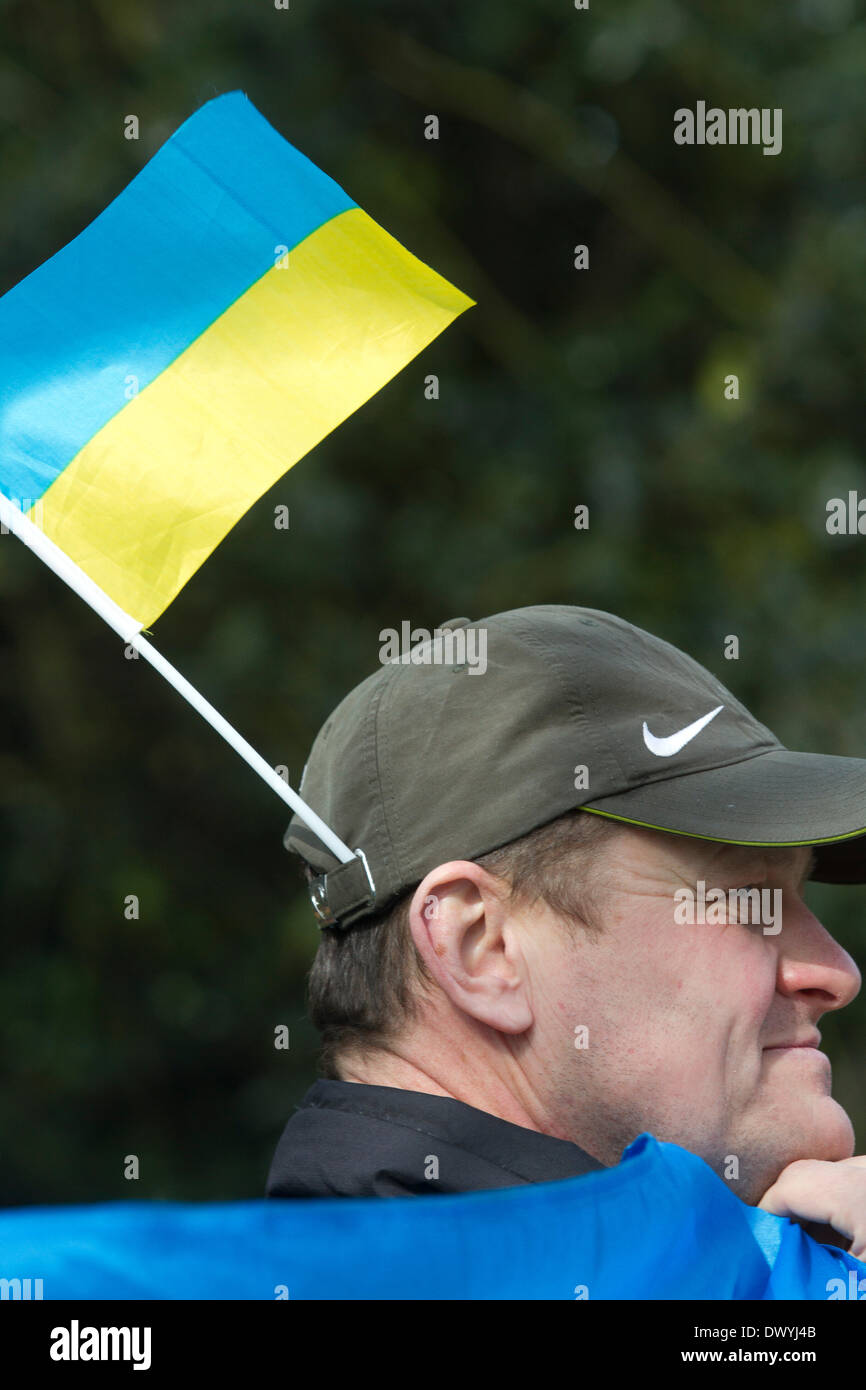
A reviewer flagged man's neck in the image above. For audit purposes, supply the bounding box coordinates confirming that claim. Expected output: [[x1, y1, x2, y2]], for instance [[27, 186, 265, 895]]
[[338, 1050, 550, 1136]]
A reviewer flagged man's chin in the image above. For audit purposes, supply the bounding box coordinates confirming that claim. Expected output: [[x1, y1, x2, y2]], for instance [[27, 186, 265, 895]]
[[790, 1097, 856, 1164], [744, 1098, 855, 1203]]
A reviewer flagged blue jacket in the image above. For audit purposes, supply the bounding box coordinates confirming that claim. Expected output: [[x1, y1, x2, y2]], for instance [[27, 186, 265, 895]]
[[0, 1135, 863, 1299]]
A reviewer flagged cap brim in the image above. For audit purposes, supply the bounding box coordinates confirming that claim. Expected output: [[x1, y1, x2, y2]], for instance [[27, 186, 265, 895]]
[[581, 748, 866, 884]]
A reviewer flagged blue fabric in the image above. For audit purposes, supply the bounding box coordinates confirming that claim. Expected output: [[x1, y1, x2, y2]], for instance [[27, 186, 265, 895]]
[[0, 91, 356, 505], [0, 1136, 863, 1299]]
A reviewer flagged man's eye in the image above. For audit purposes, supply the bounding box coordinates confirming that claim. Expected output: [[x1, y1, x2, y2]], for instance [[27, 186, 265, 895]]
[[730, 885, 760, 922]]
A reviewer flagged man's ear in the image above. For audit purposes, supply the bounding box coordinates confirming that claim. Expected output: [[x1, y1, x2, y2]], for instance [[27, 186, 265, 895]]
[[408, 861, 534, 1034]]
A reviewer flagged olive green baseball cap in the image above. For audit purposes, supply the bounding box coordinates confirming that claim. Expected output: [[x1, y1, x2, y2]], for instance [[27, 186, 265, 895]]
[[284, 605, 866, 928]]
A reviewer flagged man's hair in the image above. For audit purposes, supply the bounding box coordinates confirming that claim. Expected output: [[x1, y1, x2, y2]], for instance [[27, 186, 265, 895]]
[[305, 810, 618, 1079]]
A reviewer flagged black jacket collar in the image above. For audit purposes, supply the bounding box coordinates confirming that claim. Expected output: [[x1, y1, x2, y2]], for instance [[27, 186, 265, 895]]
[[266, 1079, 603, 1198]]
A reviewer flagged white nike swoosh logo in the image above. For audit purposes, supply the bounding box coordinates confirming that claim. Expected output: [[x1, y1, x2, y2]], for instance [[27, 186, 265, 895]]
[[642, 705, 724, 757]]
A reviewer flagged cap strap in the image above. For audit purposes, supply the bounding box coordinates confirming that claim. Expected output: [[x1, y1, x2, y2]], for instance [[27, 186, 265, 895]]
[[309, 849, 377, 929]]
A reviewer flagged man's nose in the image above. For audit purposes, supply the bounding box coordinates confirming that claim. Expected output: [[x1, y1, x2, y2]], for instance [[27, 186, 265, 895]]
[[776, 900, 862, 1011]]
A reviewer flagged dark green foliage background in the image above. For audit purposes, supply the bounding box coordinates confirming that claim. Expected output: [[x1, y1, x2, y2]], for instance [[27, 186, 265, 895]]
[[1, 0, 865, 1203]]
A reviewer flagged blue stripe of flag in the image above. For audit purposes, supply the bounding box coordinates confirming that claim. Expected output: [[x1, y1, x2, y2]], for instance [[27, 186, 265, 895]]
[[0, 91, 356, 506]]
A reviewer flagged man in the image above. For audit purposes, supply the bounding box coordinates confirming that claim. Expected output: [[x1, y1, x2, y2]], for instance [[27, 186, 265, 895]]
[[266, 605, 866, 1254]]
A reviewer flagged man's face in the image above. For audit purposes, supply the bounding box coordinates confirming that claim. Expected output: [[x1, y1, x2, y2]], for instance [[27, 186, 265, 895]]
[[530, 825, 862, 1201]]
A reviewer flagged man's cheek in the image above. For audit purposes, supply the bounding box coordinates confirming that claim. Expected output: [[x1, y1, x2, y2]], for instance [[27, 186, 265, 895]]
[[622, 1027, 718, 1097]]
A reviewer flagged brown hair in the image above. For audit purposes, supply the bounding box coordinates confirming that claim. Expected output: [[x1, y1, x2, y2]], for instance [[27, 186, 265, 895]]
[[306, 810, 618, 1079]]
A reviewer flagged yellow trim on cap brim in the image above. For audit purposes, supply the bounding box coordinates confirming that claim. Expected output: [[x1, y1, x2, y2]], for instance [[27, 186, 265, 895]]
[[579, 805, 866, 849]]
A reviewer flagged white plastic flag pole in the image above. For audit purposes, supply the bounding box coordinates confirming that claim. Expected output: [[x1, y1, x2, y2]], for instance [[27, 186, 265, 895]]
[[0, 493, 354, 865]]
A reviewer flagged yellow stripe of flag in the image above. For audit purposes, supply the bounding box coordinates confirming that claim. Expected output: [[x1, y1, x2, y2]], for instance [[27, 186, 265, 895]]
[[34, 208, 474, 628]]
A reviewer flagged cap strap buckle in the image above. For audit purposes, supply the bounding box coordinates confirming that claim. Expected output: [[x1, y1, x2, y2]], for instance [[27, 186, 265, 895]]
[[309, 848, 376, 929]]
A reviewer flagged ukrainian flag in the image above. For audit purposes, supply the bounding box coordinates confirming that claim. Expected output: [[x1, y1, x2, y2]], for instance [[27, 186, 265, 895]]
[[0, 92, 474, 630]]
